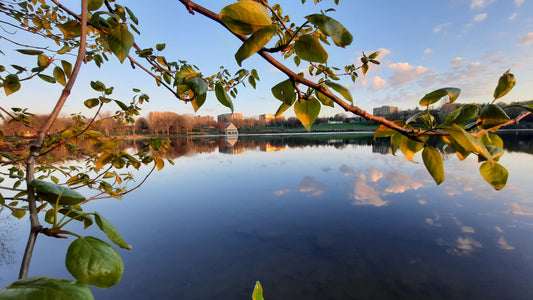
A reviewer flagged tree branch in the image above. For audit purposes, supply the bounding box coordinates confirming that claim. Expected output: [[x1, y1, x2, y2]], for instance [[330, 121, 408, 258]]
[[19, 0, 88, 280]]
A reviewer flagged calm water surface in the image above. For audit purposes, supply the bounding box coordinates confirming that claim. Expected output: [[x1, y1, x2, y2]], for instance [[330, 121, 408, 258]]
[[1, 131, 533, 299]]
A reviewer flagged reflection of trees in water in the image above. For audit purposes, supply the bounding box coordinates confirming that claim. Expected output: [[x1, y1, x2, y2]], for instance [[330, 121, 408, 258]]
[[0, 208, 16, 266], [123, 131, 533, 159], [499, 131, 533, 154]]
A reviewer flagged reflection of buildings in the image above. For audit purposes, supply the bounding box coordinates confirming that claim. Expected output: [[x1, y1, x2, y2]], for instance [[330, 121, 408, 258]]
[[373, 105, 398, 116], [225, 135, 238, 147], [372, 143, 392, 154], [217, 113, 243, 122], [260, 143, 286, 152]]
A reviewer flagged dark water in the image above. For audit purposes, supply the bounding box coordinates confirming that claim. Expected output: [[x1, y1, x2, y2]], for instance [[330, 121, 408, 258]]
[[1, 131, 533, 299]]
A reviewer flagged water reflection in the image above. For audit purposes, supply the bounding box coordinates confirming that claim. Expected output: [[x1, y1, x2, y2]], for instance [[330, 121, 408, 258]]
[[2, 131, 533, 299]]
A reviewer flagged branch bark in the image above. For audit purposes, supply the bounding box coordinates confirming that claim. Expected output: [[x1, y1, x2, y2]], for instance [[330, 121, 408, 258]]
[[18, 0, 88, 280]]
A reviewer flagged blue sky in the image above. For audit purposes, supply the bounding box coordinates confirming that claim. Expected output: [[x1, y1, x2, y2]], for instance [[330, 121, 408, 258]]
[[3, 0, 533, 119]]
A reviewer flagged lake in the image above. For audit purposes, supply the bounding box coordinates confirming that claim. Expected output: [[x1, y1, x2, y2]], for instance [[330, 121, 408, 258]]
[[1, 131, 533, 299]]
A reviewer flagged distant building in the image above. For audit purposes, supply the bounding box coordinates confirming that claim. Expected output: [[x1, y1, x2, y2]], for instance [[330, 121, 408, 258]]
[[258, 114, 285, 123], [373, 105, 398, 116], [224, 123, 238, 136], [327, 120, 343, 124], [217, 113, 243, 122]]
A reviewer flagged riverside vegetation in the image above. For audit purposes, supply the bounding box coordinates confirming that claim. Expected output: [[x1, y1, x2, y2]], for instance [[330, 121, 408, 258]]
[[0, 0, 532, 299]]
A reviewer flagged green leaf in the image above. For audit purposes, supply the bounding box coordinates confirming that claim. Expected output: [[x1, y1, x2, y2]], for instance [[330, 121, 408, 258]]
[[361, 64, 369, 76], [16, 49, 43, 55], [374, 120, 406, 138], [94, 212, 131, 251], [235, 24, 277, 66], [479, 161, 508, 190], [62, 60, 73, 78], [66, 236, 124, 288], [324, 80, 352, 104], [314, 87, 334, 107], [445, 124, 492, 161], [0, 276, 94, 300], [125, 6, 138, 25], [478, 132, 504, 148], [399, 136, 424, 162], [54, 66, 67, 86], [305, 14, 353, 47], [369, 51, 380, 59], [11, 210, 26, 219], [191, 92, 207, 112], [294, 97, 321, 132], [149, 138, 162, 151], [87, 0, 104, 11], [31, 179, 86, 206], [184, 76, 208, 96], [37, 54, 50, 68], [294, 34, 328, 63], [508, 104, 533, 113], [90, 80, 106, 92], [390, 133, 403, 155], [3, 74, 21, 96], [38, 74, 56, 84], [220, 1, 272, 35], [252, 281, 264, 300], [107, 24, 134, 63], [114, 100, 129, 110], [58, 207, 93, 229], [84, 98, 100, 108], [156, 43, 166, 51], [215, 83, 234, 112], [422, 146, 445, 185], [57, 20, 81, 38], [442, 104, 479, 126], [493, 70, 516, 100], [477, 104, 510, 129], [275, 102, 291, 117], [271, 79, 296, 105], [419, 87, 461, 106]]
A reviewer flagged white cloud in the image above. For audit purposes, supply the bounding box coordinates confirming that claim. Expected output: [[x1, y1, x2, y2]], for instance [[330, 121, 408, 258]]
[[450, 57, 468, 69], [470, 0, 494, 9], [360, 77, 368, 88], [498, 237, 515, 250], [371, 76, 386, 91], [515, 0, 525, 7], [474, 13, 487, 22], [384, 171, 423, 193], [521, 32, 533, 46], [426, 218, 442, 227], [509, 12, 518, 20], [352, 180, 387, 207], [368, 167, 383, 182], [387, 62, 428, 86], [298, 176, 324, 196], [424, 48, 432, 55], [433, 22, 452, 33], [461, 226, 475, 233]]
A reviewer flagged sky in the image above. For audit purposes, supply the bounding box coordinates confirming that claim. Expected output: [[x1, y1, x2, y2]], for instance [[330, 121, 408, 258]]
[[2, 0, 533, 119]]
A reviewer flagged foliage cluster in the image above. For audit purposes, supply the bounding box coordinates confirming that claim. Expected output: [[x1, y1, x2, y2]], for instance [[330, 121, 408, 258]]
[[0, 0, 531, 298]]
